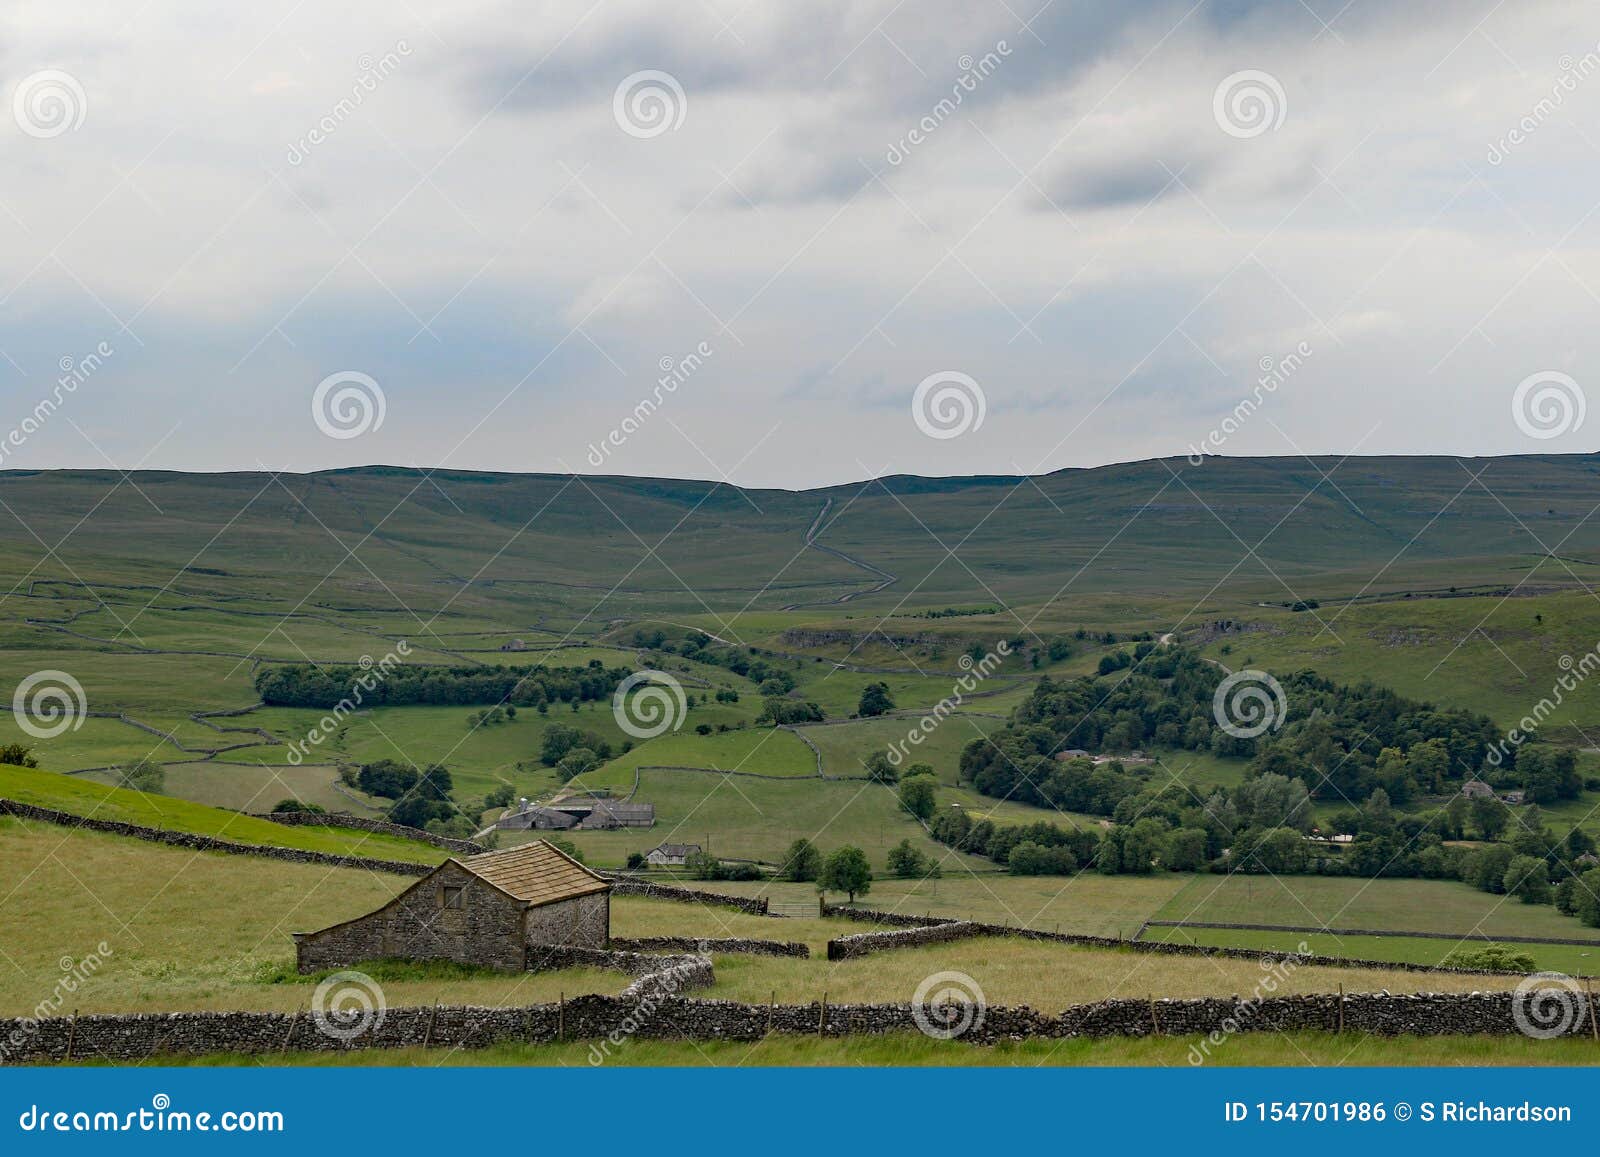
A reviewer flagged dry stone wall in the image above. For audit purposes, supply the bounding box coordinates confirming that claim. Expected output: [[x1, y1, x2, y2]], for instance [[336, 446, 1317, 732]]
[[610, 936, 809, 958], [0, 799, 432, 878], [255, 811, 486, 855], [603, 877, 769, 915], [2, 990, 1573, 1065], [827, 921, 982, 960]]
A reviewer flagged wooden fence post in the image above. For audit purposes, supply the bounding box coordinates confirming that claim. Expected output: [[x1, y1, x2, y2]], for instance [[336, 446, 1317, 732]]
[[1337, 984, 1345, 1034], [423, 1001, 439, 1049]]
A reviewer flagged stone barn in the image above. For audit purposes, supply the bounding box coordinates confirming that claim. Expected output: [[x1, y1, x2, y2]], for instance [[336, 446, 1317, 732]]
[[292, 841, 611, 974]]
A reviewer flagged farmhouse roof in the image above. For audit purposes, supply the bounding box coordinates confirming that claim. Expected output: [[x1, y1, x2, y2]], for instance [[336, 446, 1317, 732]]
[[457, 841, 610, 907]]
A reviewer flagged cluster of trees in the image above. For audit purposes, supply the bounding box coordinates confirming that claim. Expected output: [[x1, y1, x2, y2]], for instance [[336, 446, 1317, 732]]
[[255, 660, 632, 710], [758, 699, 824, 724], [0, 743, 38, 768], [682, 851, 764, 882], [354, 759, 460, 829], [960, 649, 1507, 815], [466, 704, 515, 728], [538, 723, 620, 781]]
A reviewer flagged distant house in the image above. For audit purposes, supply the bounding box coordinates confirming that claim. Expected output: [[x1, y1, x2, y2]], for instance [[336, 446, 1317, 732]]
[[499, 639, 529, 651], [646, 843, 702, 868], [1501, 790, 1527, 805], [1460, 780, 1495, 800], [1057, 749, 1090, 761], [293, 841, 611, 973]]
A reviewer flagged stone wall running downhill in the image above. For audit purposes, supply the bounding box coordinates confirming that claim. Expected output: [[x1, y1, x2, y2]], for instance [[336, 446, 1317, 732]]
[[827, 922, 982, 960], [610, 936, 810, 958], [818, 905, 1532, 977], [601, 877, 770, 915], [3, 990, 1579, 1065], [255, 811, 486, 855], [0, 799, 432, 878]]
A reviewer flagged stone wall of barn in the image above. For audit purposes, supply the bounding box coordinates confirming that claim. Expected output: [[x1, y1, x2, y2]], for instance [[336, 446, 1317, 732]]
[[294, 862, 529, 973], [524, 892, 610, 950]]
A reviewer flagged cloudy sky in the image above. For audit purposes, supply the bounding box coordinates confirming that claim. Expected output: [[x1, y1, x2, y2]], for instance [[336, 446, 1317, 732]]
[[2, 0, 1598, 488]]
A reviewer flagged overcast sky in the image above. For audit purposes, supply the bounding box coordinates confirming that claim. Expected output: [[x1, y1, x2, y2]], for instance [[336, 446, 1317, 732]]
[[2, 0, 1598, 489]]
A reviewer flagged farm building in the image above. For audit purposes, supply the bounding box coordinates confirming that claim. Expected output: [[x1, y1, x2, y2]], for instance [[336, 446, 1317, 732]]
[[292, 841, 611, 973], [496, 800, 578, 831], [1460, 780, 1494, 799], [646, 843, 702, 867], [495, 798, 654, 831]]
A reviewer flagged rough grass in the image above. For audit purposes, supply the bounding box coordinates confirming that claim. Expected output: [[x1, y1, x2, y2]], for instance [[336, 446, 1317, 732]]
[[134, 1032, 1600, 1068]]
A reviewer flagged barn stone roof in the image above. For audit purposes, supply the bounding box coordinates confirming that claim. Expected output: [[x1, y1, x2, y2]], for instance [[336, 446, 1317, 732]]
[[457, 841, 610, 908]]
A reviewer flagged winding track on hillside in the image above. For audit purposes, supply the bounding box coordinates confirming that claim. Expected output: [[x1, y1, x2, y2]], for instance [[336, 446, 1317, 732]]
[[780, 499, 899, 610]]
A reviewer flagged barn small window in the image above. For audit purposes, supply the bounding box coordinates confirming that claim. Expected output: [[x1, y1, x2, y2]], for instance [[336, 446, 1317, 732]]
[[441, 886, 464, 910]]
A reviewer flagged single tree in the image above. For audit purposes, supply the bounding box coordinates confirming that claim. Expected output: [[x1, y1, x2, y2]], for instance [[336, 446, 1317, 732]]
[[780, 837, 822, 882], [858, 682, 896, 717], [898, 776, 937, 821], [817, 845, 873, 903]]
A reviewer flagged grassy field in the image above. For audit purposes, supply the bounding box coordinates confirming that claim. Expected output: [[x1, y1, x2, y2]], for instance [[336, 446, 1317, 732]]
[[148, 1032, 1600, 1067], [1152, 874, 1600, 942], [0, 764, 446, 865], [1145, 925, 1600, 976], [0, 822, 1528, 1024]]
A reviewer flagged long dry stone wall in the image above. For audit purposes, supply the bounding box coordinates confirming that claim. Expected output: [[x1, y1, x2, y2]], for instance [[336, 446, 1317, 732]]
[[819, 905, 1529, 977], [827, 922, 982, 960], [1141, 919, 1600, 949], [610, 936, 809, 958], [255, 811, 486, 855], [3, 990, 1577, 1064], [0, 799, 432, 877]]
